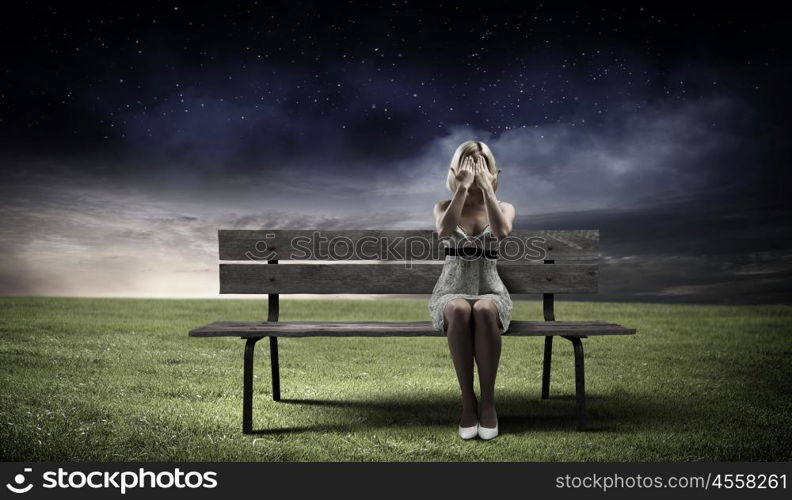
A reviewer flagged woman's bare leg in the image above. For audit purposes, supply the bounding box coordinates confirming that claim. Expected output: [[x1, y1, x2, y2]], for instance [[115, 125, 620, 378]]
[[443, 298, 477, 427], [471, 299, 502, 428]]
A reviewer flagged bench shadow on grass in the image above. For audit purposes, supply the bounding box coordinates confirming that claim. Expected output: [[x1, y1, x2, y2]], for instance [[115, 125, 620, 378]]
[[247, 392, 677, 435]]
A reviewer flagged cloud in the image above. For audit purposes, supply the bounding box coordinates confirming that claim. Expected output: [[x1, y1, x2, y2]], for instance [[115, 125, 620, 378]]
[[366, 94, 762, 216], [0, 173, 421, 297], [523, 196, 792, 304]]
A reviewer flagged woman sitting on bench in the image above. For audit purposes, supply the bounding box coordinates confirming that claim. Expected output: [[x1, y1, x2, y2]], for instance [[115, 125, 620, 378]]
[[429, 140, 516, 441]]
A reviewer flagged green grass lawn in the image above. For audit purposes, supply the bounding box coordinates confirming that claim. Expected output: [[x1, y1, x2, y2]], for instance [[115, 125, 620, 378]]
[[1, 296, 790, 461]]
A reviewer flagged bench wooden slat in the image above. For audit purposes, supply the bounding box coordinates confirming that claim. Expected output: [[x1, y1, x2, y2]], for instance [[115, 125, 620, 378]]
[[189, 320, 635, 337], [219, 262, 598, 294], [219, 229, 599, 261]]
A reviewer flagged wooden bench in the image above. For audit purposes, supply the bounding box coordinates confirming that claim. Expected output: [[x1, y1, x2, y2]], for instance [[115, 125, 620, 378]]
[[189, 229, 636, 433]]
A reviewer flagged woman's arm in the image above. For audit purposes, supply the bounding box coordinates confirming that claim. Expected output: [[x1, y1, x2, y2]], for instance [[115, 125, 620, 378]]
[[475, 163, 515, 240], [482, 190, 515, 240], [434, 186, 468, 238], [434, 158, 476, 238]]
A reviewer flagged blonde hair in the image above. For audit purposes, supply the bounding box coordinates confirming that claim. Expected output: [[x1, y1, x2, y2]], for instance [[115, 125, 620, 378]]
[[446, 140, 498, 193]]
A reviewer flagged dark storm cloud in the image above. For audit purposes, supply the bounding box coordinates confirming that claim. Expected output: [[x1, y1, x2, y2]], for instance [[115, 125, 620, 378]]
[[372, 92, 775, 212], [524, 195, 792, 304]]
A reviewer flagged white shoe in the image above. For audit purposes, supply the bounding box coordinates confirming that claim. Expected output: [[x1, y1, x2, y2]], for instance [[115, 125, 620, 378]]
[[478, 420, 498, 440], [458, 422, 479, 440]]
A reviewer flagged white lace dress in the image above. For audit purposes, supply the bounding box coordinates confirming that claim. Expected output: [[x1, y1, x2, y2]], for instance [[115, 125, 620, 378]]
[[428, 224, 513, 333]]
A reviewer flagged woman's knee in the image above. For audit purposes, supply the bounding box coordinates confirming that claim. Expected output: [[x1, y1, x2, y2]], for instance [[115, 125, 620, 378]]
[[444, 298, 472, 325], [472, 299, 499, 325]]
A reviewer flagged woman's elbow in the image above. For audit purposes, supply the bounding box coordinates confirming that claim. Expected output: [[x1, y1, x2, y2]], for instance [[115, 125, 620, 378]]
[[437, 228, 454, 239], [493, 226, 512, 240]]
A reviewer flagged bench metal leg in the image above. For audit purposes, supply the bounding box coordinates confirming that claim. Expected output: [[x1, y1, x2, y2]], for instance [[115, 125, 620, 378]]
[[562, 335, 586, 431], [270, 336, 280, 401], [541, 336, 553, 399], [242, 336, 281, 434], [243, 337, 262, 434]]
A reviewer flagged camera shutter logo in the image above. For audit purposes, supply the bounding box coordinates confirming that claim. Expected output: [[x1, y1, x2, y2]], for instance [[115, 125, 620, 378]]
[[6, 468, 33, 494]]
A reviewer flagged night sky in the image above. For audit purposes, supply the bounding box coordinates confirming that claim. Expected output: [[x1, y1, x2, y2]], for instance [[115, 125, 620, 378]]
[[1, 2, 790, 302]]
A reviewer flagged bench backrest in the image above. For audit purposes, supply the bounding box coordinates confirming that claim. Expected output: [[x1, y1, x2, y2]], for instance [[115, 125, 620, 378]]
[[217, 229, 599, 295]]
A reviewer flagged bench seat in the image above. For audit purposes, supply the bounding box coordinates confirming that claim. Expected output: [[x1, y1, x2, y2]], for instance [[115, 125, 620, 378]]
[[189, 320, 636, 338]]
